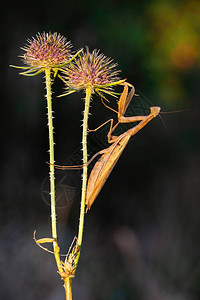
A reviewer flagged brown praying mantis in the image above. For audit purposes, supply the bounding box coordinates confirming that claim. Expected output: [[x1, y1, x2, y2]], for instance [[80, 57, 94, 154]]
[[53, 82, 160, 210]]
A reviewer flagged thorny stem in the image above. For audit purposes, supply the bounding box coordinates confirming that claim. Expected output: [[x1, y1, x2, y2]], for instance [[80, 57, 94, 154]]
[[75, 87, 92, 266], [45, 67, 63, 274], [64, 278, 73, 300]]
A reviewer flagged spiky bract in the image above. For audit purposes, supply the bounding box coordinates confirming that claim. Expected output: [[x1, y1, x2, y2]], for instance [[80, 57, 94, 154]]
[[11, 32, 77, 76], [61, 47, 124, 98], [22, 32, 72, 69]]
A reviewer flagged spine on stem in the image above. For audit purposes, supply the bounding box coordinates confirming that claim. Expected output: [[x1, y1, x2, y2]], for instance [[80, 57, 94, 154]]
[[45, 68, 63, 272], [76, 88, 92, 264], [45, 67, 57, 239]]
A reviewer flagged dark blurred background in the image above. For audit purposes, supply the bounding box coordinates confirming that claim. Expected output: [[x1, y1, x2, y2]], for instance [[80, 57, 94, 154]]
[[1, 0, 200, 299]]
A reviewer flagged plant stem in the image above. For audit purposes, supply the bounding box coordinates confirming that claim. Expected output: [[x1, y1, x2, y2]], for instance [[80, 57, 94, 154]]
[[76, 87, 92, 264], [45, 67, 63, 272], [64, 278, 72, 300]]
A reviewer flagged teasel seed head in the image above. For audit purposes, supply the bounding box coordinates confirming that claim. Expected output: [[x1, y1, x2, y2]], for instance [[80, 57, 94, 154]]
[[61, 47, 125, 99], [11, 32, 81, 77]]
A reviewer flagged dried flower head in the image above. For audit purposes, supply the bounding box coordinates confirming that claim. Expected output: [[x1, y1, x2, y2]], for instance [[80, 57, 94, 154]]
[[11, 32, 82, 76], [61, 47, 124, 98]]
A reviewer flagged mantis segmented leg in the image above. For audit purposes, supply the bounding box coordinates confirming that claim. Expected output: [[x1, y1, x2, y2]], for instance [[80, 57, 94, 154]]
[[53, 82, 160, 210], [85, 106, 160, 210], [85, 82, 160, 209]]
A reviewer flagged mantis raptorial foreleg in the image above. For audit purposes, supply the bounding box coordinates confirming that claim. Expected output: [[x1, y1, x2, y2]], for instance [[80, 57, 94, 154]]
[[99, 82, 150, 140], [106, 82, 159, 142]]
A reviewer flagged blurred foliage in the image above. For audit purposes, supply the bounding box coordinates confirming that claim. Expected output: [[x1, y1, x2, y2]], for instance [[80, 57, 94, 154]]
[[87, 0, 200, 105]]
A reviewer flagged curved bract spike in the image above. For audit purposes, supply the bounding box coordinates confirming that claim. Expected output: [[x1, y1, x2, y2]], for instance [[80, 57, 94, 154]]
[[57, 90, 77, 98], [57, 48, 83, 68], [10, 65, 31, 70], [20, 69, 44, 76], [53, 68, 58, 78], [96, 88, 119, 98], [95, 78, 126, 89]]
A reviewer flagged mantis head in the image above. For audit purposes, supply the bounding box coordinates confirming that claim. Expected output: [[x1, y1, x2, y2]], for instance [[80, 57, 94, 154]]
[[150, 106, 161, 117]]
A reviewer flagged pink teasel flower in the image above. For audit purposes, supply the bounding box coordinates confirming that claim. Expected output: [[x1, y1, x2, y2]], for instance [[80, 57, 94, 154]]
[[11, 32, 82, 76], [61, 47, 125, 99]]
